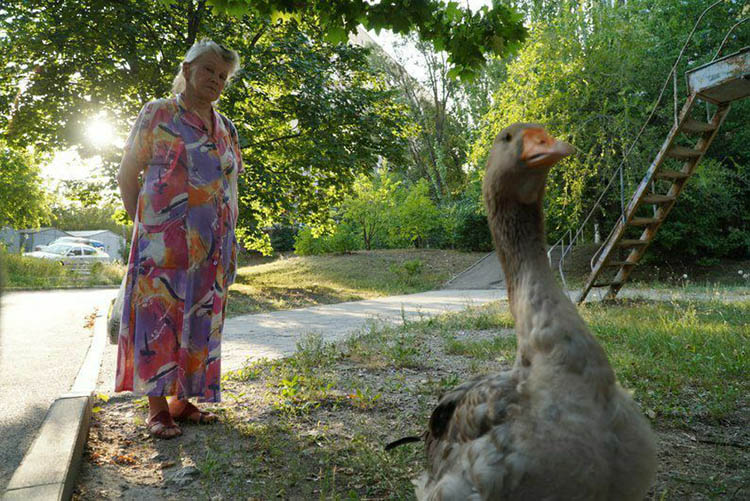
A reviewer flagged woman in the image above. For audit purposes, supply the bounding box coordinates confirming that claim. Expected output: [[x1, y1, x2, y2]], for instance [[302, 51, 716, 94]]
[[116, 39, 243, 438]]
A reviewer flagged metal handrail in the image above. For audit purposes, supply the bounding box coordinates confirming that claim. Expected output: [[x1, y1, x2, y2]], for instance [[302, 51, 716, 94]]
[[714, 18, 750, 61], [548, 0, 726, 283]]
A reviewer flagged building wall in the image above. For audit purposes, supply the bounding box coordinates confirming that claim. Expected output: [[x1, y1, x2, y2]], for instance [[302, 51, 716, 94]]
[[0, 227, 21, 253], [21, 228, 68, 252]]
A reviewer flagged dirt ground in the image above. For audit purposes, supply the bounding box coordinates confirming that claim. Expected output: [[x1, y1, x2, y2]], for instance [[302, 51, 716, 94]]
[[73, 321, 749, 500]]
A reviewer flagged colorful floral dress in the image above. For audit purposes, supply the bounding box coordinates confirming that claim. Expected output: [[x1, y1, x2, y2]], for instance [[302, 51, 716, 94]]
[[115, 95, 242, 402]]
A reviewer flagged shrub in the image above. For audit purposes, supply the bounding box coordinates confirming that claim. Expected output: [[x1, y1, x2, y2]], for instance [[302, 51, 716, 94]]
[[649, 159, 750, 262], [294, 227, 328, 256], [441, 196, 493, 252], [326, 222, 362, 254], [294, 223, 362, 256], [386, 179, 440, 248], [1, 249, 69, 288], [86, 261, 125, 286], [269, 225, 297, 253]]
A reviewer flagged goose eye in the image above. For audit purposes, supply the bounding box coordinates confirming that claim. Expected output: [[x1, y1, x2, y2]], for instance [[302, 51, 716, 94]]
[[504, 133, 512, 142]]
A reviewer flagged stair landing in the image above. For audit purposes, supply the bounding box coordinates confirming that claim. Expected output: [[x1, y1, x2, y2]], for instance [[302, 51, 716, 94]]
[[686, 47, 750, 103]]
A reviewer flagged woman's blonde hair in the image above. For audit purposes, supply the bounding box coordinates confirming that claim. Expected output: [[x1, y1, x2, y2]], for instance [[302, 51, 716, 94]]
[[171, 39, 241, 95]]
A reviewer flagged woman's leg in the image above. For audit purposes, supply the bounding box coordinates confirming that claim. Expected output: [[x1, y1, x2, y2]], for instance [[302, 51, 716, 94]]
[[148, 396, 182, 438]]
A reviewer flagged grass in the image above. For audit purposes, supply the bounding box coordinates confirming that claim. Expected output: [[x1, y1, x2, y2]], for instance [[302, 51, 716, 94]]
[[582, 299, 748, 424], [226, 249, 485, 316], [557, 243, 750, 294], [0, 249, 125, 288], [78, 295, 749, 500]]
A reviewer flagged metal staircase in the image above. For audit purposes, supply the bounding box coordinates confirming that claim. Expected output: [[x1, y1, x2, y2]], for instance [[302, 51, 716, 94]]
[[577, 46, 750, 303]]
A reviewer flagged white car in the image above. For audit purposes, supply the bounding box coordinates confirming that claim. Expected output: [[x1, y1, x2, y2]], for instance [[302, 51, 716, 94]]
[[24, 243, 111, 265], [37, 236, 106, 251]]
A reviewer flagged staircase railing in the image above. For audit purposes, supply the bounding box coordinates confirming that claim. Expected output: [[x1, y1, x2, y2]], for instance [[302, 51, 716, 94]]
[[547, 0, 728, 290]]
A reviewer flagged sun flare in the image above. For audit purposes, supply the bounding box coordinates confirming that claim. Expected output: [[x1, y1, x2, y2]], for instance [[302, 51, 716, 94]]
[[86, 113, 116, 148]]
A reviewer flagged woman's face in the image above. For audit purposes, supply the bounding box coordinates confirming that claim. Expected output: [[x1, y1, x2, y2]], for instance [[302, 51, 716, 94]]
[[183, 51, 233, 103]]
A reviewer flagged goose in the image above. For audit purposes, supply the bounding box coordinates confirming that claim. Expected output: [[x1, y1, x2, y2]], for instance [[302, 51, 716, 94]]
[[412, 124, 657, 500]]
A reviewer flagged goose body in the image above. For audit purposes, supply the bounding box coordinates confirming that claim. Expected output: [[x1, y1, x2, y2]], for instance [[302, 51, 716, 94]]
[[414, 124, 657, 500]]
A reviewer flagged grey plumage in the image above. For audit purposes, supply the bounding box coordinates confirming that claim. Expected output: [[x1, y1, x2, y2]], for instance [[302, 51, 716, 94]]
[[414, 124, 657, 500]]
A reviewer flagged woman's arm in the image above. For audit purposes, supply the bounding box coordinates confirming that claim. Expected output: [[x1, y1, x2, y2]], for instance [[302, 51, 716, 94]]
[[117, 150, 143, 221], [118, 102, 155, 221]]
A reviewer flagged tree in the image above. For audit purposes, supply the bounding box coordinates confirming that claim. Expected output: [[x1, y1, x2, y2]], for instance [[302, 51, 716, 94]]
[[208, 0, 528, 80], [0, 141, 51, 229], [340, 172, 400, 250], [224, 18, 415, 253], [388, 178, 441, 248], [370, 34, 472, 203], [0, 1, 410, 252], [1, 0, 527, 253], [470, 0, 750, 260]]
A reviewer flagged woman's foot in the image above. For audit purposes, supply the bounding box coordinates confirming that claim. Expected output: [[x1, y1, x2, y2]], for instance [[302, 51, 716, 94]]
[[169, 399, 219, 424], [147, 397, 182, 439], [147, 410, 182, 439]]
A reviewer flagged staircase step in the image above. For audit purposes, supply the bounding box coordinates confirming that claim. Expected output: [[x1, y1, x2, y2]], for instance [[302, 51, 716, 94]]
[[605, 261, 637, 267], [667, 145, 703, 159], [618, 239, 649, 247], [654, 169, 689, 180], [680, 118, 716, 134], [641, 194, 676, 204], [629, 217, 661, 226]]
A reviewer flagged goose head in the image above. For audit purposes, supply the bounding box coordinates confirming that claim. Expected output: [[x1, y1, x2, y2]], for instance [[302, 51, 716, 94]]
[[483, 123, 574, 207]]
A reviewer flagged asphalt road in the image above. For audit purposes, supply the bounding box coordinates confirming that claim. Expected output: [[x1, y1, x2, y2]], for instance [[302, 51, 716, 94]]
[[0, 288, 117, 492]]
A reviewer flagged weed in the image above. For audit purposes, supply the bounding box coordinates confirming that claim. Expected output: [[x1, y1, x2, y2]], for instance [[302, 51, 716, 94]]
[[346, 386, 382, 410]]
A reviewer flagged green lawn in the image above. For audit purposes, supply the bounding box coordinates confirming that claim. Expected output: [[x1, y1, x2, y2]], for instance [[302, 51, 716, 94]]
[[226, 249, 485, 316]]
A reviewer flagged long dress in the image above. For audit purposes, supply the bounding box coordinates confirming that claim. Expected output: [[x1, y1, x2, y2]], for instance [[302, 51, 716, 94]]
[[115, 95, 243, 402]]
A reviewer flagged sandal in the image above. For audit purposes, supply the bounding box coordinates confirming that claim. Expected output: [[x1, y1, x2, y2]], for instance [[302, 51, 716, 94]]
[[147, 410, 182, 439], [172, 401, 218, 424]]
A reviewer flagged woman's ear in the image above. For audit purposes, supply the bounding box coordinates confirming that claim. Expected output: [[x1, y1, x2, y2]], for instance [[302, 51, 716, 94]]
[[182, 62, 191, 80]]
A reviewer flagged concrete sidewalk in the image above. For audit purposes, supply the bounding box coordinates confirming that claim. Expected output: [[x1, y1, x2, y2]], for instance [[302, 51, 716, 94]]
[[95, 289, 509, 389], [221, 289, 508, 371], [93, 286, 749, 388]]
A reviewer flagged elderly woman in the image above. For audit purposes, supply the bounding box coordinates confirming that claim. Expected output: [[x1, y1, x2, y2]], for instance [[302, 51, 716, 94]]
[[116, 39, 243, 438]]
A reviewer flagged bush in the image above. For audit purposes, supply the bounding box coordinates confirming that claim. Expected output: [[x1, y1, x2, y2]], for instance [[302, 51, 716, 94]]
[[1, 249, 70, 288], [294, 228, 327, 256], [649, 159, 750, 262], [0, 246, 126, 288], [294, 223, 362, 256], [269, 225, 297, 253], [389, 258, 424, 286], [440, 196, 493, 252], [326, 222, 362, 254], [86, 261, 125, 286]]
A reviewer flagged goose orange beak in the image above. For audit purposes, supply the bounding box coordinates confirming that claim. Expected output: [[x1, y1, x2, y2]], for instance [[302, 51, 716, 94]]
[[521, 128, 574, 168]]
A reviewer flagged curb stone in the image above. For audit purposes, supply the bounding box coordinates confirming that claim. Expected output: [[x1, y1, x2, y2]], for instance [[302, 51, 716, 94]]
[[2, 298, 110, 501]]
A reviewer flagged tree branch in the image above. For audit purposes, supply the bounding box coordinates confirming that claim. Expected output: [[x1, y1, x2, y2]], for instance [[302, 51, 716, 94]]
[[249, 25, 268, 50]]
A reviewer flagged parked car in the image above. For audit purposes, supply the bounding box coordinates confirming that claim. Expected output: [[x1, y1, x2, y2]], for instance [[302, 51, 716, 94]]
[[24, 243, 111, 265], [50, 236, 106, 250]]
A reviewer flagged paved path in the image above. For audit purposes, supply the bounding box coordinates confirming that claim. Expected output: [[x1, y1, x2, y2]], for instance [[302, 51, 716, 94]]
[[95, 289, 508, 390], [0, 288, 117, 491], [93, 286, 749, 392]]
